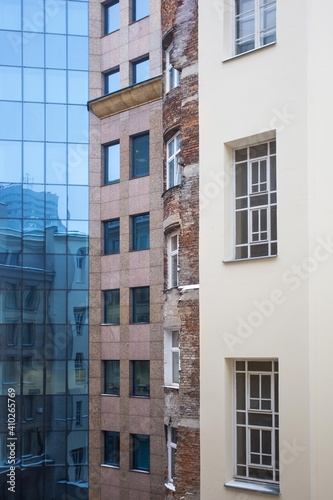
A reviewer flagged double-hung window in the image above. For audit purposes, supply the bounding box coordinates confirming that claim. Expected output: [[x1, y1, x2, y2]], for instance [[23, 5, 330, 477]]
[[234, 140, 276, 259], [166, 45, 180, 93], [235, 0, 276, 55], [166, 133, 181, 188], [234, 360, 279, 485]]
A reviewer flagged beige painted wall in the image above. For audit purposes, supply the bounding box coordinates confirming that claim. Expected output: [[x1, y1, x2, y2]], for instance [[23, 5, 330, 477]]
[[199, 1, 333, 499]]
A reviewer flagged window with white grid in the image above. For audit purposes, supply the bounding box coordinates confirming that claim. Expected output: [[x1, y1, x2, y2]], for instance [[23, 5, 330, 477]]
[[235, 0, 276, 55], [166, 133, 181, 189]]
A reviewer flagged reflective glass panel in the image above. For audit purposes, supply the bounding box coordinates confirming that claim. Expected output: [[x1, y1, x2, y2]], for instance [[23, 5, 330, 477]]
[[46, 69, 67, 103], [45, 34, 67, 69], [23, 33, 45, 67], [68, 36, 88, 70], [23, 103, 45, 141], [45, 184, 67, 220], [23, 0, 44, 32], [68, 105, 89, 143], [68, 71, 88, 104], [0, 102, 22, 140], [46, 290, 67, 324], [45, 0, 66, 34], [0, 141, 22, 183], [68, 144, 89, 185], [24, 142, 45, 184], [0, 66, 22, 101], [0, 31, 22, 66], [68, 1, 88, 36], [0, 0, 21, 30], [46, 104, 67, 142], [46, 142, 67, 184], [68, 186, 89, 220], [23, 67, 44, 102], [68, 358, 88, 394]]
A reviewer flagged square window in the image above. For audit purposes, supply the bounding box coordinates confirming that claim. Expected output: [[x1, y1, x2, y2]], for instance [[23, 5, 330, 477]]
[[104, 141, 120, 184], [104, 289, 120, 324], [104, 360, 120, 395], [131, 361, 150, 397], [104, 1, 119, 35], [132, 132, 149, 178], [132, 0, 149, 22], [235, 0, 276, 55], [132, 213, 150, 251], [104, 67, 120, 94], [104, 431, 120, 467], [104, 219, 120, 254], [131, 434, 150, 472], [166, 133, 181, 188], [166, 44, 180, 93], [131, 287, 150, 324], [168, 232, 179, 288], [132, 56, 149, 84], [234, 140, 277, 259], [234, 360, 279, 484]]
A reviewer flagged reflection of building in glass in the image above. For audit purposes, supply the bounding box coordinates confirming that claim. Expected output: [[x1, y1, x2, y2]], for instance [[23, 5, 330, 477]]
[[0, 2, 89, 498]]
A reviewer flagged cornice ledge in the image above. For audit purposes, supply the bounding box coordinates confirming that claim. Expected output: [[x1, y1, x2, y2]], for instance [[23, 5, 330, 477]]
[[88, 75, 162, 119]]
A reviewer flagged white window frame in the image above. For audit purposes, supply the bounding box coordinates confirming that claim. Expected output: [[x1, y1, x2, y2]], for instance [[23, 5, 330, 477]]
[[234, 360, 279, 485], [166, 426, 178, 486], [166, 133, 181, 189], [234, 140, 277, 260], [234, 0, 276, 56], [166, 44, 180, 93], [168, 232, 179, 288], [164, 329, 180, 387]]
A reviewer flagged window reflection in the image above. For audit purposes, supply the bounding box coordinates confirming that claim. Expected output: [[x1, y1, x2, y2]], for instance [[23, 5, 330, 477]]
[[0, 142, 22, 183], [68, 36, 89, 70], [46, 69, 67, 103], [68, 106, 89, 143], [23, 0, 44, 33], [46, 143, 67, 184], [45, 34, 67, 69], [68, 71, 89, 104], [68, 144, 89, 185], [24, 142, 45, 184], [23, 103, 45, 141], [46, 104, 67, 142], [23, 33, 45, 67], [0, 66, 22, 101], [68, 186, 89, 220], [0, 102, 22, 140]]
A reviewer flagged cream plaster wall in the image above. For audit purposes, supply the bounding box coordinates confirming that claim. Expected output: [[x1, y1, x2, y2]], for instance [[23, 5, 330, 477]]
[[199, 1, 333, 499]]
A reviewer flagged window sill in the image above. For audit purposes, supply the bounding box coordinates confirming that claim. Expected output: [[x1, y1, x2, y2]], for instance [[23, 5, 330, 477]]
[[225, 479, 280, 496], [223, 41, 276, 63], [163, 384, 179, 390], [101, 393, 120, 397], [165, 482, 175, 491], [223, 255, 278, 264], [130, 468, 150, 474], [101, 464, 119, 469]]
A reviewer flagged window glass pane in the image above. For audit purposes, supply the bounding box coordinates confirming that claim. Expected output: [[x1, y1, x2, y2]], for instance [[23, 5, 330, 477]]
[[104, 219, 120, 254], [105, 361, 120, 395], [237, 426, 246, 464], [46, 290, 67, 324], [23, 33, 45, 67], [0, 66, 22, 101], [46, 104, 67, 142], [68, 186, 89, 220], [23, 68, 44, 102], [236, 210, 248, 245], [105, 431, 120, 466], [236, 0, 255, 15], [250, 143, 268, 159], [0, 141, 22, 183], [105, 1, 120, 34], [68, 144, 89, 185], [236, 37, 255, 54], [45, 184, 67, 220], [132, 133, 149, 177], [132, 287, 149, 323], [46, 69, 67, 103], [68, 105, 89, 143], [132, 214, 149, 250], [23, 103, 45, 141], [68, 71, 88, 104], [133, 57, 149, 84], [23, 0, 45, 32], [0, 0, 21, 30], [0, 31, 22, 66], [45, 34, 67, 70], [132, 434, 150, 471], [68, 358, 88, 393], [104, 290, 120, 324], [46, 143, 67, 184], [23, 141, 45, 185], [132, 361, 150, 397], [236, 14, 255, 39], [0, 102, 22, 140], [235, 163, 248, 197], [236, 373, 246, 410], [132, 0, 150, 21], [46, 360, 66, 394], [45, 0, 66, 34], [172, 351, 179, 384], [68, 1, 88, 36], [105, 142, 120, 184], [68, 36, 88, 70], [271, 206, 277, 241], [105, 69, 120, 94]]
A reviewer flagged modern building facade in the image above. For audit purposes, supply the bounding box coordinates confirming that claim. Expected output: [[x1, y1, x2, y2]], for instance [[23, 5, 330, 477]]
[[200, 0, 333, 499], [0, 0, 89, 499]]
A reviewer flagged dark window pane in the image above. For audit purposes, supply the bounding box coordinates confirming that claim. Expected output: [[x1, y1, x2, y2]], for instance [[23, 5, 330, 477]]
[[105, 1, 120, 34], [132, 133, 149, 177], [235, 163, 248, 197], [132, 361, 150, 397], [236, 210, 248, 245], [236, 373, 245, 410], [132, 0, 149, 22], [105, 431, 120, 466], [132, 214, 149, 250], [248, 413, 272, 427], [105, 361, 120, 395], [250, 143, 268, 159], [132, 434, 150, 471], [104, 290, 120, 324], [237, 426, 246, 465], [248, 361, 273, 372], [132, 287, 149, 323], [104, 219, 120, 254]]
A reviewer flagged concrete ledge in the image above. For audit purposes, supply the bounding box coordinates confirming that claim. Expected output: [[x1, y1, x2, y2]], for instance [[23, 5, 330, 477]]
[[225, 479, 280, 495]]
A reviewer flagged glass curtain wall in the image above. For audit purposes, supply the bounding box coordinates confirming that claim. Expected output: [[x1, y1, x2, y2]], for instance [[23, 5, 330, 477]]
[[0, 1, 89, 499]]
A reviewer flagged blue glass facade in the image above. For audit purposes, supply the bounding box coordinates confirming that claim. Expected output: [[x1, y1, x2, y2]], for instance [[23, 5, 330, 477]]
[[0, 1, 89, 498]]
